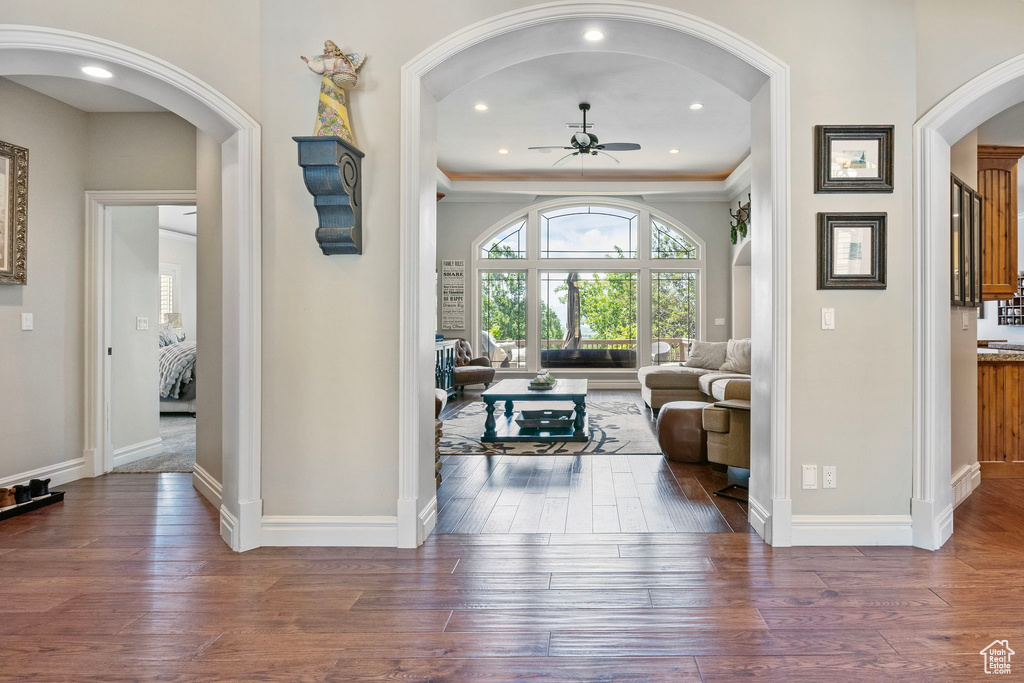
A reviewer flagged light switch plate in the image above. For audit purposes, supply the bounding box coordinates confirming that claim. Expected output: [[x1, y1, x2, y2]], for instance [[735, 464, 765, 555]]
[[136, 316, 149, 331], [714, 318, 726, 326], [821, 308, 835, 330], [802, 464, 817, 489], [21, 313, 33, 331], [962, 310, 969, 330]]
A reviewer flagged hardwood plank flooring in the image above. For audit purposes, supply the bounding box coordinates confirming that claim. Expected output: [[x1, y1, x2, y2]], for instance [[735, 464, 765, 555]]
[[437, 389, 749, 535], [3, 470, 1024, 679]]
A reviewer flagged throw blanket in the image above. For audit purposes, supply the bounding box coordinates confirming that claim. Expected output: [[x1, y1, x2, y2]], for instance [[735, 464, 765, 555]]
[[159, 341, 197, 399]]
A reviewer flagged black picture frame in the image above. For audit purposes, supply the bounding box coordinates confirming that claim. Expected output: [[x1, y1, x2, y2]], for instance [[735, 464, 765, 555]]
[[817, 212, 887, 290], [814, 125, 894, 193]]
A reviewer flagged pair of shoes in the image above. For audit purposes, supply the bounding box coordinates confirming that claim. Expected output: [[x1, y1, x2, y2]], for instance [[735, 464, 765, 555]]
[[29, 478, 50, 497], [0, 488, 14, 507], [11, 485, 31, 505]]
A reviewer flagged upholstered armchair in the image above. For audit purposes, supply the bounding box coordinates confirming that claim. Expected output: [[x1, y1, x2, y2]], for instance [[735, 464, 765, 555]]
[[453, 338, 496, 394], [702, 400, 750, 501]]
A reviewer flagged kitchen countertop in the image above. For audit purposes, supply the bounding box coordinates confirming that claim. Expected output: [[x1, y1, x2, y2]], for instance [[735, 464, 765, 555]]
[[979, 348, 1024, 362], [989, 342, 1024, 352]]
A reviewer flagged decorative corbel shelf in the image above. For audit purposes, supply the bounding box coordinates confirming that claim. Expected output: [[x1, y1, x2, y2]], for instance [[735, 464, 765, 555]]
[[293, 135, 365, 255]]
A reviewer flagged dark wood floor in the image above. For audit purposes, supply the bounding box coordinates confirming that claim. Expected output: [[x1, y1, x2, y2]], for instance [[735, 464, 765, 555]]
[[437, 389, 749, 534], [1, 472, 1022, 680]]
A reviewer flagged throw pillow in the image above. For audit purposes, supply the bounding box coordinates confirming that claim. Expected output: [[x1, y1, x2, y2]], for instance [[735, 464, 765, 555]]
[[720, 338, 752, 373], [158, 322, 181, 347], [684, 340, 728, 370]]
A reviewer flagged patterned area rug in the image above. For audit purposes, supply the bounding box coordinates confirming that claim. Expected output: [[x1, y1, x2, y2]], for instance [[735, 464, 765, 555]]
[[439, 401, 661, 455], [113, 415, 196, 473]]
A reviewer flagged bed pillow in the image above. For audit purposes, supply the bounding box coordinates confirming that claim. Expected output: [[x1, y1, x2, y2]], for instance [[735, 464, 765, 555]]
[[720, 338, 752, 374], [158, 322, 181, 347], [684, 340, 728, 370]]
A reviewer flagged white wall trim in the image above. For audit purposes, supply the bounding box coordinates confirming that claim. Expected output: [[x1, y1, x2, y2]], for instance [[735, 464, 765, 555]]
[[952, 461, 981, 510], [791, 515, 914, 546], [219, 505, 238, 549], [0, 23, 264, 552], [262, 515, 400, 547], [159, 228, 198, 244], [913, 52, 1024, 550], [747, 495, 770, 538], [111, 437, 163, 467], [192, 463, 223, 509], [401, 2, 790, 549], [0, 456, 87, 490], [418, 496, 438, 542]]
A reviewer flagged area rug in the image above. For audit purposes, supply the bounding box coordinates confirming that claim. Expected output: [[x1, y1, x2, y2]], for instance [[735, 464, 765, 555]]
[[439, 401, 661, 455], [113, 415, 196, 473]]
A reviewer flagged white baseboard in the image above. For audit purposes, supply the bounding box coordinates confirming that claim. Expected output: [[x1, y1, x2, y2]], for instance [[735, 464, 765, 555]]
[[952, 462, 981, 509], [0, 456, 87, 489], [747, 495, 770, 539], [791, 514, 913, 546], [112, 438, 163, 467], [261, 515, 399, 547], [219, 505, 239, 550], [418, 496, 437, 542], [191, 464, 222, 509]]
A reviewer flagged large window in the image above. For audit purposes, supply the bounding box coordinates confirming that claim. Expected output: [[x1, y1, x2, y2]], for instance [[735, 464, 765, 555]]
[[473, 200, 702, 370]]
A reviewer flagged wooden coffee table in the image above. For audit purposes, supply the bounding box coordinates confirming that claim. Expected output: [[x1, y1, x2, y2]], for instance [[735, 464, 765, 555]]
[[481, 378, 589, 443]]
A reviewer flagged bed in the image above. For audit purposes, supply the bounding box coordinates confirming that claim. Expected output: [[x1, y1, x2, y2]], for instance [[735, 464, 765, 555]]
[[159, 324, 197, 415]]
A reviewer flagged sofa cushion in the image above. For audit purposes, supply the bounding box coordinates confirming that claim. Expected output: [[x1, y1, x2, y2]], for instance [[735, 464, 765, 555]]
[[702, 405, 731, 433], [698, 372, 750, 396], [453, 365, 495, 386], [638, 365, 714, 390], [685, 340, 728, 370], [711, 377, 751, 402], [720, 338, 752, 373]]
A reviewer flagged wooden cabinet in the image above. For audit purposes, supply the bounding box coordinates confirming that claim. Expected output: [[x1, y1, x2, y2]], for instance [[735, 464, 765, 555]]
[[978, 145, 1024, 300], [978, 358, 1024, 478]]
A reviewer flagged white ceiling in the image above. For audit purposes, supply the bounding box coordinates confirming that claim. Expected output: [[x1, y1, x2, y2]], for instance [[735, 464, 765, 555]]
[[5, 75, 166, 112], [159, 206, 197, 236], [437, 51, 751, 180]]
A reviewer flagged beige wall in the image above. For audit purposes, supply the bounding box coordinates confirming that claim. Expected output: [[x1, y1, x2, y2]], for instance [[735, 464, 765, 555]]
[[6, 0, 1024, 527], [949, 131, 979, 481], [110, 206, 161, 453], [0, 76, 197, 484], [0, 78, 87, 482], [86, 113, 197, 191]]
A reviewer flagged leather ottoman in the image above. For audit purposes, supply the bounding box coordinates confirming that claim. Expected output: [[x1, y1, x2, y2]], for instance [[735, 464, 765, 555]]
[[656, 400, 709, 463]]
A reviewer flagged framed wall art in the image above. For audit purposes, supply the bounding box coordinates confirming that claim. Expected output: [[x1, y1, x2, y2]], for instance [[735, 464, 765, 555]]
[[817, 212, 887, 290], [0, 139, 28, 285], [815, 125, 894, 193]]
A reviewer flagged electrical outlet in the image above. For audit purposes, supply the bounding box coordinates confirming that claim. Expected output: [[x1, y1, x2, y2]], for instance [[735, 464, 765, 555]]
[[715, 318, 726, 326], [821, 308, 835, 330], [21, 313, 33, 331], [823, 466, 837, 489], [136, 316, 149, 331], [802, 465, 817, 489]]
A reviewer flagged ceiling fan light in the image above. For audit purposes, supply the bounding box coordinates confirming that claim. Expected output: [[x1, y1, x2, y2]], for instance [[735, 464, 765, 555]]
[[583, 29, 604, 42]]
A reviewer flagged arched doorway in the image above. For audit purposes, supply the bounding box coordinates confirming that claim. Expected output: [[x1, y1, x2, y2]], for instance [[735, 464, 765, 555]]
[[0, 25, 263, 551], [913, 53, 1024, 549], [398, 2, 791, 547]]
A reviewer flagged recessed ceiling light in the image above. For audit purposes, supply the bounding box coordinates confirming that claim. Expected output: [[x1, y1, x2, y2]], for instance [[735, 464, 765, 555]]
[[81, 66, 113, 79], [689, 102, 704, 110], [583, 29, 604, 42], [497, 148, 510, 155], [669, 149, 680, 154], [474, 103, 488, 111]]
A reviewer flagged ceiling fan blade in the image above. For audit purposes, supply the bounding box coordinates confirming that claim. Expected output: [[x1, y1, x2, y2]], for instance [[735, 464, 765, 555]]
[[528, 146, 572, 150], [597, 143, 641, 151], [553, 152, 578, 167], [595, 151, 621, 164]]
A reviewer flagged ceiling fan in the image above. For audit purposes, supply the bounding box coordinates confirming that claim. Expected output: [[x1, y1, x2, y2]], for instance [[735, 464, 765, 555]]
[[528, 102, 641, 166]]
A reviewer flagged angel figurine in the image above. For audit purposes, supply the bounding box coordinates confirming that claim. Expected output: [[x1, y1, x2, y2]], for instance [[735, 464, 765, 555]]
[[301, 40, 366, 146]]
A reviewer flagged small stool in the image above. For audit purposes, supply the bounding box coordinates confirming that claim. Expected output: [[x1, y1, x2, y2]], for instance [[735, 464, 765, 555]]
[[656, 400, 709, 463]]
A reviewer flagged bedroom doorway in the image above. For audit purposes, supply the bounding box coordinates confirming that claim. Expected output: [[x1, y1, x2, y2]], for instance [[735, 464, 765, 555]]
[[106, 204, 199, 474]]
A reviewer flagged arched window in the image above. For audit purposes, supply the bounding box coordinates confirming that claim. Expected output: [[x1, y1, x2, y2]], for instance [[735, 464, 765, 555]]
[[470, 199, 704, 371]]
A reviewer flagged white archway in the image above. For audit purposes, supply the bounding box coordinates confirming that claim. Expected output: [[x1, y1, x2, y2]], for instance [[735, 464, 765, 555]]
[[0, 25, 263, 551], [399, 2, 791, 547], [913, 53, 1024, 549]]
